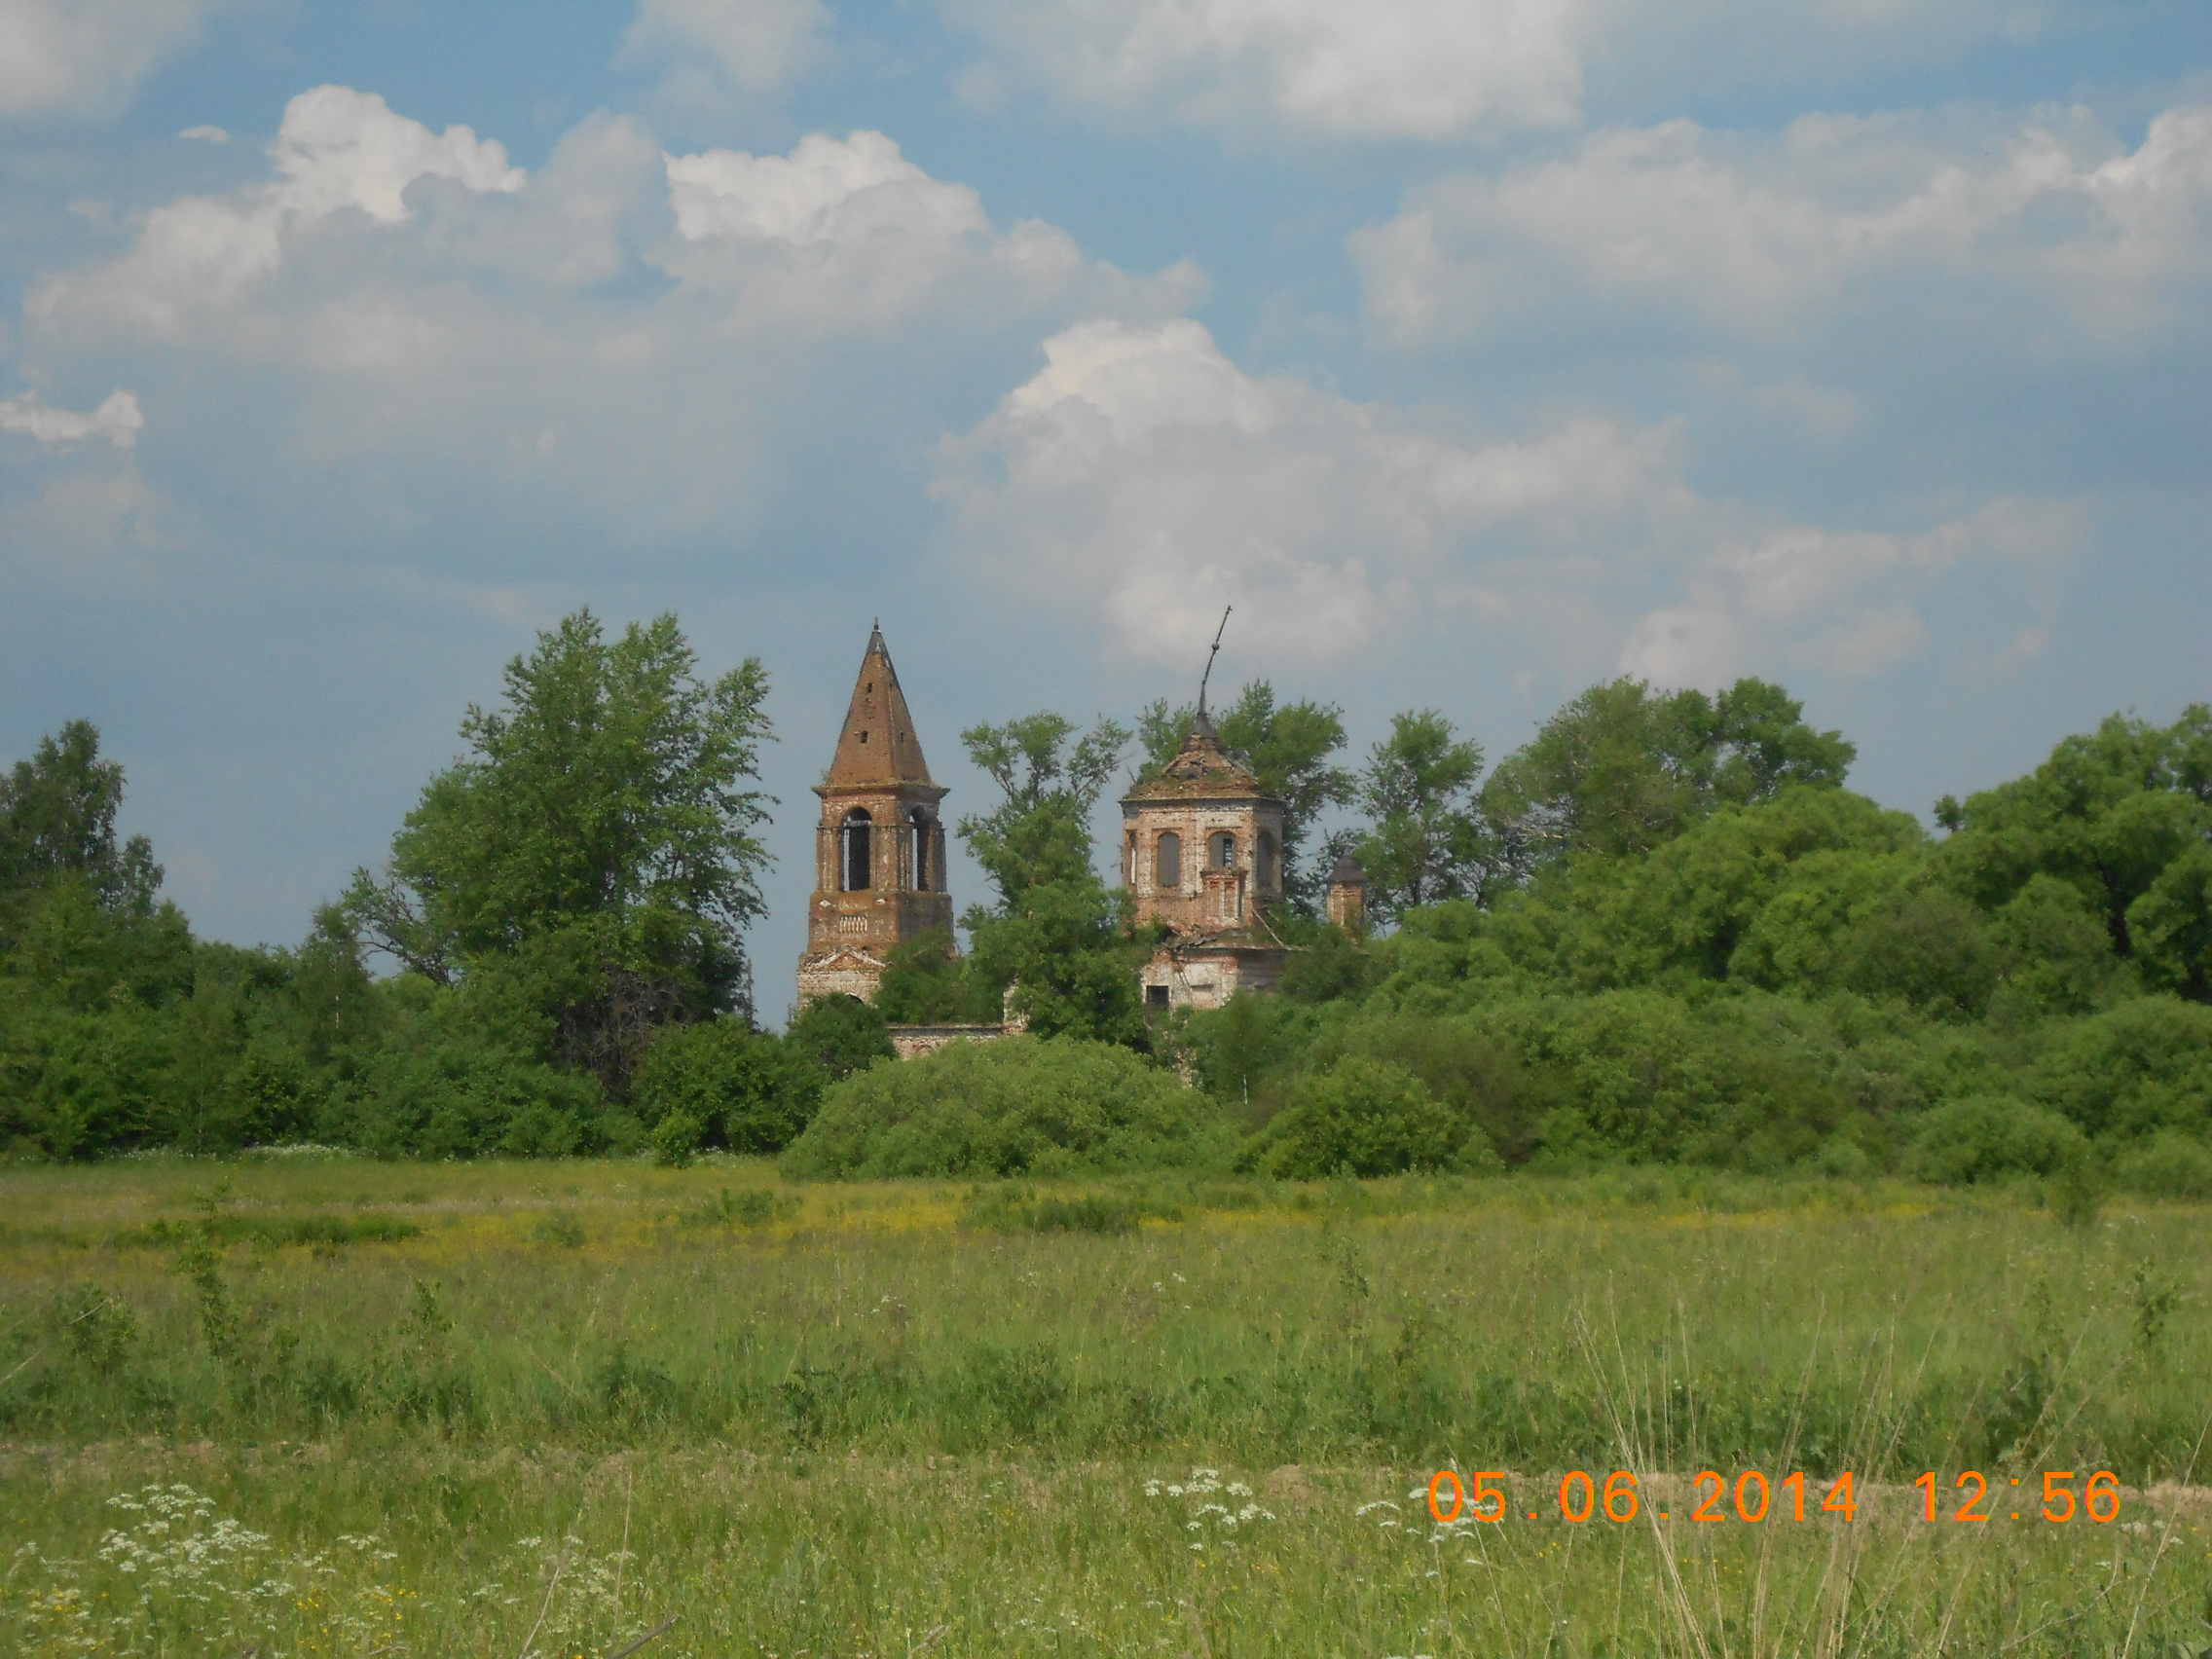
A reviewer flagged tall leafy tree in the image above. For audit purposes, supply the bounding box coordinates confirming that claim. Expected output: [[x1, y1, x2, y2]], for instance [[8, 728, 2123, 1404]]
[[1936, 702, 2212, 991], [1484, 678, 1855, 866], [0, 719, 163, 917], [0, 721, 199, 1159], [953, 712, 1146, 1046], [341, 609, 773, 1088], [1337, 711, 1494, 921], [959, 712, 1128, 906], [1137, 681, 1354, 912]]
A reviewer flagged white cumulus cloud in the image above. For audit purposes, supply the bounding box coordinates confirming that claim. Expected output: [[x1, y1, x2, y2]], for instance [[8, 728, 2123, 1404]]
[[943, 0, 2118, 143], [947, 0, 1588, 139], [0, 0, 234, 119], [935, 315, 1692, 665], [620, 0, 832, 93], [0, 388, 142, 446], [32, 86, 524, 340], [272, 85, 524, 223], [939, 314, 2071, 682], [1615, 500, 2083, 689], [17, 92, 1196, 557], [659, 129, 1162, 330], [1354, 104, 2212, 350]]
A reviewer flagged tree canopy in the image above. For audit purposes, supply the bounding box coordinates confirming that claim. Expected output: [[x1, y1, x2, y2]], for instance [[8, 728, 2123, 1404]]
[[1338, 710, 1493, 921], [0, 719, 162, 919], [340, 609, 773, 1089], [939, 711, 1147, 1047], [1485, 678, 1857, 866]]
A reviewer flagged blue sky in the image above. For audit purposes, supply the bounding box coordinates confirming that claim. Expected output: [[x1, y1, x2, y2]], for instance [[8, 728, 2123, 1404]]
[[3, 0, 2207, 1017]]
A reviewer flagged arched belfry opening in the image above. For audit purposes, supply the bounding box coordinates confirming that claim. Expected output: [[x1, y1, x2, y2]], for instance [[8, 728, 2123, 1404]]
[[797, 626, 955, 1008], [840, 810, 872, 891], [909, 807, 934, 892]]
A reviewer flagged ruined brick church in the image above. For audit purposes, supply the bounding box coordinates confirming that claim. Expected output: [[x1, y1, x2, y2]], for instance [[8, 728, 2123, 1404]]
[[795, 627, 1365, 1022]]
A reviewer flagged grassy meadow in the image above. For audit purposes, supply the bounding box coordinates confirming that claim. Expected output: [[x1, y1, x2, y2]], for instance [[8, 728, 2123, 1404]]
[[4, 1158, 2212, 1656]]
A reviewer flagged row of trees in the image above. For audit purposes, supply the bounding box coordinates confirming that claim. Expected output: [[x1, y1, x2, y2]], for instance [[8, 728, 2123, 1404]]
[[3, 604, 2208, 1176]]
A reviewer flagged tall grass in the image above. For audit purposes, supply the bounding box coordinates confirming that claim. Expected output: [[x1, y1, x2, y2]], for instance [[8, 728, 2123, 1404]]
[[3, 1159, 2209, 1654]]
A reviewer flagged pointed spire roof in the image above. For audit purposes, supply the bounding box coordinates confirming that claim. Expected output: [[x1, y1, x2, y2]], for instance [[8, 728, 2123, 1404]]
[[825, 625, 935, 789], [1328, 851, 1368, 886]]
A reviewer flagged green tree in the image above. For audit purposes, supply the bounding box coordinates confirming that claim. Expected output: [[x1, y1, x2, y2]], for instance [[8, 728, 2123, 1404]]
[[958, 712, 1128, 907], [784, 993, 895, 1081], [874, 929, 994, 1024], [340, 610, 773, 1091], [1339, 711, 1493, 921], [1137, 682, 1354, 911], [0, 719, 163, 920], [0, 722, 203, 1160], [631, 1019, 824, 1153], [1485, 678, 1855, 866], [1936, 703, 2212, 977], [955, 713, 1146, 1047]]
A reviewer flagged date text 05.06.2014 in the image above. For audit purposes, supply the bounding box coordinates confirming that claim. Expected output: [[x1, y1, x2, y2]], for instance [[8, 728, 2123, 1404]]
[[1424, 1470, 2124, 1525]]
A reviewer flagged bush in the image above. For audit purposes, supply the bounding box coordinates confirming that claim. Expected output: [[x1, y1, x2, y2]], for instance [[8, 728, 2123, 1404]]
[[784, 995, 895, 1082], [779, 1034, 1233, 1179], [2110, 1131, 2212, 1199], [1250, 1055, 1499, 1178], [958, 1187, 1150, 1235], [319, 1029, 615, 1158], [650, 1110, 703, 1167], [2029, 996, 2212, 1140], [1904, 1095, 2087, 1185], [630, 1019, 821, 1154], [875, 930, 992, 1023]]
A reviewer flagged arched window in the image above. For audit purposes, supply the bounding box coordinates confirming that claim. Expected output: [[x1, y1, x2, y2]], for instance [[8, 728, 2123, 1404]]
[[1155, 830, 1182, 888], [1257, 830, 1276, 889], [909, 809, 932, 892], [1124, 832, 1136, 887], [1210, 831, 1236, 871], [840, 809, 872, 892]]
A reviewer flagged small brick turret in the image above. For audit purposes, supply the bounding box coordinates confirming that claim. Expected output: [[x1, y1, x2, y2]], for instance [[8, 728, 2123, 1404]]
[[1325, 852, 1369, 937]]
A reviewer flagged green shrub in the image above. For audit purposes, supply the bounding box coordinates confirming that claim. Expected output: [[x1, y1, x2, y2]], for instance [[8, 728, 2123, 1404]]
[[630, 1019, 821, 1154], [1905, 1095, 2087, 1184], [319, 1028, 613, 1159], [780, 1035, 1232, 1179], [676, 1188, 797, 1228], [2029, 996, 2212, 1140], [958, 1187, 1146, 1235], [2110, 1131, 2212, 1199], [875, 930, 993, 1023], [1251, 1055, 1499, 1178], [650, 1110, 703, 1167], [784, 995, 895, 1081]]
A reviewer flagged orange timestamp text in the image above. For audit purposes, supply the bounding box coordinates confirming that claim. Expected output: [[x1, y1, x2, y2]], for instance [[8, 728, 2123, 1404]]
[[1424, 1469, 2125, 1525]]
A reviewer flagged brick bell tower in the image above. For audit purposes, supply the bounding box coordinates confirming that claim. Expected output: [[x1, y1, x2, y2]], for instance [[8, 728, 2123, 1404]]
[[1121, 710, 1290, 1012], [795, 626, 953, 1006]]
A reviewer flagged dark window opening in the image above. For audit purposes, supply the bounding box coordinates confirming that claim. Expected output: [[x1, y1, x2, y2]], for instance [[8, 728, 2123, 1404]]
[[1257, 830, 1276, 888], [1210, 831, 1236, 870], [910, 810, 932, 892], [1155, 830, 1182, 888], [1147, 984, 1170, 1009], [841, 810, 872, 891]]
